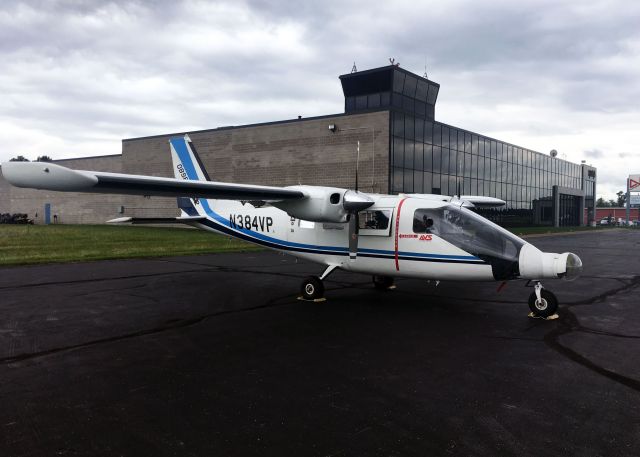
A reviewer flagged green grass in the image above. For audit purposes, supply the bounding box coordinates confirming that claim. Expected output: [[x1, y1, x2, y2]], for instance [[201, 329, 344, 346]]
[[0, 224, 262, 266], [0, 222, 626, 267]]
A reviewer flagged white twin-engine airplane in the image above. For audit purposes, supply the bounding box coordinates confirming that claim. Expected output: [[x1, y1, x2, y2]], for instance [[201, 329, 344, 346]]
[[1, 135, 583, 317]]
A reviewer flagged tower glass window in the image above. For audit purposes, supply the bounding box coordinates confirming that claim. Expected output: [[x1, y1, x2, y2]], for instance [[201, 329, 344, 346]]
[[339, 65, 593, 227]]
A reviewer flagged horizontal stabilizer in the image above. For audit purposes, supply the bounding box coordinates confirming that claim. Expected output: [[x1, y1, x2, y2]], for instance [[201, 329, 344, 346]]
[[1, 161, 306, 202], [107, 216, 206, 224]]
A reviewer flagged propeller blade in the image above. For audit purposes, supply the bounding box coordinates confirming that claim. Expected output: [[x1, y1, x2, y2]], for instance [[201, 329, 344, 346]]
[[348, 212, 359, 261], [343, 191, 372, 262]]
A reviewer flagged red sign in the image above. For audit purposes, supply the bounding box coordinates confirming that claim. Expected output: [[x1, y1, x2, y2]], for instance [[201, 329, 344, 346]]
[[630, 178, 640, 190]]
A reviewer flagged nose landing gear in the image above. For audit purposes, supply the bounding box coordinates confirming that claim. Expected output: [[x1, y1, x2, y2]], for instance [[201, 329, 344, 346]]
[[528, 281, 558, 318]]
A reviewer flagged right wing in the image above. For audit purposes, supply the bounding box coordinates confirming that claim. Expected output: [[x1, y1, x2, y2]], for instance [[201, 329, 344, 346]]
[[459, 195, 506, 208], [0, 161, 306, 202]]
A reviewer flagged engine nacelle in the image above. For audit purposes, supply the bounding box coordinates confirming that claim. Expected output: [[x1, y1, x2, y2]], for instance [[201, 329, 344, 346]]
[[273, 186, 350, 223]]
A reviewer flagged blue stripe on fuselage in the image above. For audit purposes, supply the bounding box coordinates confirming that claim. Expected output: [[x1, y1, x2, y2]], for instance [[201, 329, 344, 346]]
[[169, 136, 484, 264]]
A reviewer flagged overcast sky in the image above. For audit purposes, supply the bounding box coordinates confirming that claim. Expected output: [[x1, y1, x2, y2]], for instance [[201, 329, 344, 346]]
[[1, 0, 638, 199]]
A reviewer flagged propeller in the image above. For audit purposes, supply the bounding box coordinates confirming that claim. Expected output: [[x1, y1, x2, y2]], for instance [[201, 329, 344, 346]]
[[344, 141, 374, 261]]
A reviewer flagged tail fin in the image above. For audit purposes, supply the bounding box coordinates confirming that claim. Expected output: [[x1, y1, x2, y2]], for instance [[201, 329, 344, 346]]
[[169, 135, 211, 182], [169, 135, 211, 217]]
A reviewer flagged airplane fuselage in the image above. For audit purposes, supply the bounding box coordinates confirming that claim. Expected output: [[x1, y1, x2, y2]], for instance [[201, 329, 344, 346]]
[[0, 134, 583, 316], [186, 194, 498, 281]]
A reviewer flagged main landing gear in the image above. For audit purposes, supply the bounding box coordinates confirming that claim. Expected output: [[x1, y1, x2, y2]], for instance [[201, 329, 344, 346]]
[[301, 276, 324, 300], [372, 275, 395, 290], [300, 265, 337, 301], [299, 267, 397, 301], [528, 281, 558, 318]]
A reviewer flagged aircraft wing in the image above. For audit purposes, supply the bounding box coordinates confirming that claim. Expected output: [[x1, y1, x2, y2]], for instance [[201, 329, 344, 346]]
[[407, 193, 506, 208], [0, 161, 306, 202], [459, 195, 506, 207]]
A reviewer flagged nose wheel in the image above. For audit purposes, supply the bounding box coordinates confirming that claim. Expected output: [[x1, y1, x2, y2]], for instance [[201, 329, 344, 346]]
[[528, 281, 558, 318]]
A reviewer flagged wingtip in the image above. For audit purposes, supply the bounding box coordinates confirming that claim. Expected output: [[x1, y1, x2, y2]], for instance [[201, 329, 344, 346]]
[[1, 161, 98, 191]]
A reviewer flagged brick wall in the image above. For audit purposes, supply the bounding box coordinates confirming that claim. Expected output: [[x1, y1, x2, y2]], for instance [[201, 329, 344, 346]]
[[121, 111, 390, 218], [1, 111, 391, 223]]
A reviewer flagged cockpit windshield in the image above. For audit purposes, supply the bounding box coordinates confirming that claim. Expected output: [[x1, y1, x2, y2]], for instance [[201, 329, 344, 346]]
[[413, 205, 525, 279]]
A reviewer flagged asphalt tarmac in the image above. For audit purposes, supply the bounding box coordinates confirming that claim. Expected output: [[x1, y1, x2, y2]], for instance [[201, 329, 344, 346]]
[[1, 229, 639, 456]]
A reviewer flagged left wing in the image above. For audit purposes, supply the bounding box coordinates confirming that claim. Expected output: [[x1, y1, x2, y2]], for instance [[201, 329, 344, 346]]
[[0, 161, 306, 202]]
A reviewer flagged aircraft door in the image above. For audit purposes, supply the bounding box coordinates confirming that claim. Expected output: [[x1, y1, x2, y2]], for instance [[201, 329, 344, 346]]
[[392, 199, 491, 279]]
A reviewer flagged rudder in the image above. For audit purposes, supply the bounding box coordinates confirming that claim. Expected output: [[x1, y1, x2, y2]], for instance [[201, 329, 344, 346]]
[[169, 135, 211, 217], [169, 135, 211, 182]]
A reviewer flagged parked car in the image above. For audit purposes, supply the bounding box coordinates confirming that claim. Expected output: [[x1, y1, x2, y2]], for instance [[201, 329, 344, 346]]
[[599, 217, 610, 226]]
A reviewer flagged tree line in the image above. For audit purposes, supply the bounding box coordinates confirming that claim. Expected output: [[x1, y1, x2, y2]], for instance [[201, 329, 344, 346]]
[[597, 191, 626, 207], [9, 155, 53, 162]]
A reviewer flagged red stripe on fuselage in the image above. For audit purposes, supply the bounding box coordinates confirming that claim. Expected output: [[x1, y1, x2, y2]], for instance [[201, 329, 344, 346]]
[[395, 197, 408, 271]]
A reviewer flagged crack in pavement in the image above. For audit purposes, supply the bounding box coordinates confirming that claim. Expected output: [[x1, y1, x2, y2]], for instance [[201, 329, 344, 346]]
[[0, 293, 301, 366], [5, 258, 639, 393], [0, 273, 374, 366], [564, 275, 640, 307], [0, 268, 217, 291], [0, 263, 324, 292], [543, 275, 640, 392], [577, 327, 640, 339]]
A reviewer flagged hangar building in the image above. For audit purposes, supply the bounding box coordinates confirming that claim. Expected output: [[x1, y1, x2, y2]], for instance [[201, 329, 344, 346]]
[[0, 65, 597, 227]]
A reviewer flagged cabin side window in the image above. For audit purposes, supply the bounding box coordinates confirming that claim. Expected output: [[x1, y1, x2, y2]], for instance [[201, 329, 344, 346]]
[[358, 210, 391, 231], [413, 209, 438, 234]]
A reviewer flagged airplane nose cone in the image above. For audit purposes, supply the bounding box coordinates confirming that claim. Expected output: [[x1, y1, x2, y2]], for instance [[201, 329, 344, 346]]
[[562, 252, 583, 281], [518, 243, 583, 280]]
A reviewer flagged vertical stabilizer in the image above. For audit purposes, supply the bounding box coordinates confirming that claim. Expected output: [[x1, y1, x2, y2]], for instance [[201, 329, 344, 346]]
[[169, 135, 211, 182], [169, 135, 211, 217]]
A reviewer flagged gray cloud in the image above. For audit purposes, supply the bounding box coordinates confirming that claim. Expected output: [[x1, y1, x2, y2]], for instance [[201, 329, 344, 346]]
[[584, 149, 604, 158], [0, 0, 639, 199]]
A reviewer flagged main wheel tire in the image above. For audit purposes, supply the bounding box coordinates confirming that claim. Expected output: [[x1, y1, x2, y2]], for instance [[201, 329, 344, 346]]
[[301, 276, 324, 300], [373, 275, 394, 290], [528, 289, 558, 318]]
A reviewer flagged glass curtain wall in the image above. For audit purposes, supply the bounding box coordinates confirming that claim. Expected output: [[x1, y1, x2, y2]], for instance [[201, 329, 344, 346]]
[[583, 167, 596, 224], [390, 112, 583, 226]]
